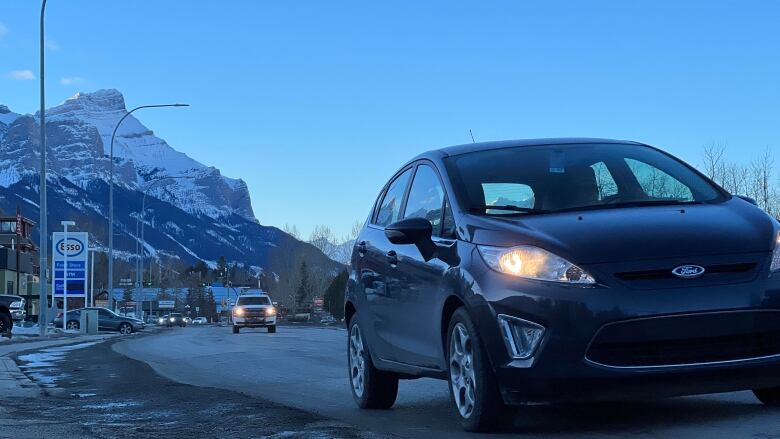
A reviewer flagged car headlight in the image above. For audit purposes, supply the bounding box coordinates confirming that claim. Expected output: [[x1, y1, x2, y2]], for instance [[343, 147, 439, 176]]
[[234, 307, 244, 317], [170, 317, 175, 322], [771, 232, 780, 272], [265, 307, 276, 317], [478, 245, 596, 284]]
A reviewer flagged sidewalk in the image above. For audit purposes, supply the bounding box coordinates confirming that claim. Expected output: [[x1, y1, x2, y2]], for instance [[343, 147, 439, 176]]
[[0, 333, 119, 398]]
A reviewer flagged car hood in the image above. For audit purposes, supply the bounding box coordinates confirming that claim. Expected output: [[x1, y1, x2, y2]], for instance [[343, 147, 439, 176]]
[[467, 198, 777, 264]]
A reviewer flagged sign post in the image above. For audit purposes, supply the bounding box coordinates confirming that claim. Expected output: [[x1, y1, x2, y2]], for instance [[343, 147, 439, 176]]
[[52, 229, 88, 330]]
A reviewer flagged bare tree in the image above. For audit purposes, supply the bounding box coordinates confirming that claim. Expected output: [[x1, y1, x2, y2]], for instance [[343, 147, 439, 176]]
[[309, 224, 337, 258], [702, 142, 727, 183], [282, 223, 301, 240], [749, 147, 777, 216]]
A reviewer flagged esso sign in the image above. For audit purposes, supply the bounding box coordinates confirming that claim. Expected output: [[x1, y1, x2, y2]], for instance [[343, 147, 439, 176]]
[[56, 238, 85, 257]]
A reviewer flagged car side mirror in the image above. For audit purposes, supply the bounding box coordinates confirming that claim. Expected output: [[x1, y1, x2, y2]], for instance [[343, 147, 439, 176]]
[[736, 195, 758, 206], [385, 218, 438, 261]]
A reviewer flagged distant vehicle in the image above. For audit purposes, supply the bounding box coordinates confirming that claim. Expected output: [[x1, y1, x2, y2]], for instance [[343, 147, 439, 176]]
[[232, 292, 276, 334], [192, 317, 208, 325], [347, 139, 780, 432], [158, 315, 169, 325], [183, 317, 192, 325], [53, 307, 144, 334], [0, 295, 25, 322], [320, 315, 337, 325], [0, 295, 23, 337], [166, 313, 186, 327]]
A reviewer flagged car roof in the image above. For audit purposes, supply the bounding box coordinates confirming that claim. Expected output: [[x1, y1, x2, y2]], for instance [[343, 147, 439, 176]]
[[412, 138, 646, 162]]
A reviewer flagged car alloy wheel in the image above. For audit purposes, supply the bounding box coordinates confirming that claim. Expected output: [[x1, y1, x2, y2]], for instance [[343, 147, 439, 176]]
[[119, 323, 132, 334], [67, 320, 79, 331], [349, 323, 366, 398], [450, 322, 477, 419]]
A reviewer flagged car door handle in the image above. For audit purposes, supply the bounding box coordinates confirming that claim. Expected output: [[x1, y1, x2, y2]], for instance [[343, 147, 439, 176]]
[[357, 241, 367, 256], [386, 250, 398, 267]]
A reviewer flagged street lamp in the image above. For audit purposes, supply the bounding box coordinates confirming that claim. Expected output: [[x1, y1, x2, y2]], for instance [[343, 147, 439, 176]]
[[107, 103, 188, 310], [39, 0, 48, 337], [60, 221, 75, 331], [135, 175, 195, 313]]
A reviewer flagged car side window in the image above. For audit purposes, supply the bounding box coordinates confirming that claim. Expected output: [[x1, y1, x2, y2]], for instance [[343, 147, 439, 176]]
[[98, 309, 112, 318], [403, 165, 445, 234], [625, 158, 694, 200], [590, 161, 619, 199], [375, 168, 412, 227]]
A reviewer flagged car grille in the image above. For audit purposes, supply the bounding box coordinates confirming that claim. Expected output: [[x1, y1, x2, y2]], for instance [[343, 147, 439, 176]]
[[609, 258, 762, 290], [586, 311, 780, 367], [244, 309, 267, 318]]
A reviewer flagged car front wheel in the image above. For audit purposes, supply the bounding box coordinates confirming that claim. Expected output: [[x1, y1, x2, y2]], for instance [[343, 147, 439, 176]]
[[232, 325, 239, 334], [754, 387, 780, 406], [268, 325, 276, 333], [348, 316, 398, 409], [447, 307, 515, 432], [0, 313, 11, 338], [67, 320, 80, 331]]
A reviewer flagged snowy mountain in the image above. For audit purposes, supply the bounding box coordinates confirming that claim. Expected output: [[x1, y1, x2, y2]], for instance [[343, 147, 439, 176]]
[[0, 90, 342, 298]]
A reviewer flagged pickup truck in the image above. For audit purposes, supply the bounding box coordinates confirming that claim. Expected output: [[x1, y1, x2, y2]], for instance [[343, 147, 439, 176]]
[[0, 295, 24, 337]]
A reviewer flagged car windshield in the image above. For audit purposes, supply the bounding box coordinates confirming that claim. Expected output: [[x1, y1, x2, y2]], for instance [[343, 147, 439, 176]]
[[445, 143, 726, 215], [236, 296, 271, 306]]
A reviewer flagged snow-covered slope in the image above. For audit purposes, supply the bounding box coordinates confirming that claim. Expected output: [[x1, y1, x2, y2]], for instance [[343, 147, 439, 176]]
[[2, 89, 254, 220]]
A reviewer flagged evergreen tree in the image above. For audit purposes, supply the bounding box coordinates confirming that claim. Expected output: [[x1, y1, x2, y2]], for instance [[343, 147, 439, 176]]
[[323, 270, 348, 319], [294, 261, 311, 312]]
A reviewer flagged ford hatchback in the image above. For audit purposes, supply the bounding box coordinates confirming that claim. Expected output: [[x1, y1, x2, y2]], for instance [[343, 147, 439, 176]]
[[345, 138, 780, 432]]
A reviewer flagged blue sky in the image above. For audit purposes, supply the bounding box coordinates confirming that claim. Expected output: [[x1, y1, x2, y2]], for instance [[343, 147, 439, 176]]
[[1, 1, 779, 238]]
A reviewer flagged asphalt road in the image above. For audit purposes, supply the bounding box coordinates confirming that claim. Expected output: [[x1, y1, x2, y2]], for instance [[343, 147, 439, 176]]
[[4, 335, 381, 439], [116, 325, 780, 439]]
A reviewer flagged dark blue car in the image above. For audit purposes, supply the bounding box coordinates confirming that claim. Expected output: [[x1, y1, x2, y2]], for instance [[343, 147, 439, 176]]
[[345, 138, 780, 432]]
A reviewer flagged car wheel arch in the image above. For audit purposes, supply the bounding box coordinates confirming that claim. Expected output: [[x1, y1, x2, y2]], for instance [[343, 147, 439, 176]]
[[345, 300, 357, 325]]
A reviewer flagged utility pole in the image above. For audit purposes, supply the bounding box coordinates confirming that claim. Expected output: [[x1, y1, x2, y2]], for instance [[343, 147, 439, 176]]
[[38, 0, 48, 336]]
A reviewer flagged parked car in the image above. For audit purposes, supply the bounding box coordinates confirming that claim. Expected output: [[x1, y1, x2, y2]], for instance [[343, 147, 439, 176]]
[[0, 295, 25, 322], [53, 307, 145, 334], [0, 295, 23, 337], [192, 317, 208, 325], [346, 138, 780, 432], [232, 292, 276, 333]]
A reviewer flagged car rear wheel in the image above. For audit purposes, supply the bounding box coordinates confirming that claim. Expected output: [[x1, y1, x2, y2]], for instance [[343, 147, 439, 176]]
[[348, 316, 398, 409], [0, 313, 11, 338], [754, 387, 780, 406], [447, 307, 515, 432], [118, 322, 132, 334], [67, 320, 80, 331], [268, 325, 276, 333], [232, 325, 240, 334]]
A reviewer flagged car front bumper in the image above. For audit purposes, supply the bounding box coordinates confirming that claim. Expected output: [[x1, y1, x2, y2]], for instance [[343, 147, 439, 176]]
[[233, 316, 277, 327], [471, 256, 780, 404]]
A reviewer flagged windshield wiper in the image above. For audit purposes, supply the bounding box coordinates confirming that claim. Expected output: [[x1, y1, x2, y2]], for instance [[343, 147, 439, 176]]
[[552, 199, 702, 214], [468, 205, 549, 215]]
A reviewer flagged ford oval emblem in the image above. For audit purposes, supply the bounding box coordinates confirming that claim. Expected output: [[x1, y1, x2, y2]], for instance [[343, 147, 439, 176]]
[[672, 265, 706, 279]]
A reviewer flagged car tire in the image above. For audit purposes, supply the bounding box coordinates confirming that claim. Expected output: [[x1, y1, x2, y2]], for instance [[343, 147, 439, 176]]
[[232, 325, 240, 334], [0, 313, 11, 338], [268, 325, 276, 333], [447, 307, 516, 432], [66, 320, 80, 331], [754, 387, 780, 406], [347, 316, 398, 409], [118, 322, 133, 335]]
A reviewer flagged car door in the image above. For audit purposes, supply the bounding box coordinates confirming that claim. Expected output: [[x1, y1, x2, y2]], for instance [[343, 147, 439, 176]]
[[357, 167, 413, 362], [97, 308, 116, 331], [385, 163, 452, 368]]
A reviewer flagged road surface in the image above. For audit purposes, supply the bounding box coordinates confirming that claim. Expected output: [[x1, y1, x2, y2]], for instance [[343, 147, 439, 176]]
[[115, 325, 780, 439]]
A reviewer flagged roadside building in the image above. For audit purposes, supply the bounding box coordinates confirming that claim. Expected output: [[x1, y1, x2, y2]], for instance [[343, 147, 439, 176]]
[[0, 213, 44, 321]]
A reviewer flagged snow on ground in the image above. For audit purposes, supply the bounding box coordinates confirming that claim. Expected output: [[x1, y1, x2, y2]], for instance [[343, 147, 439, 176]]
[[17, 341, 100, 368]]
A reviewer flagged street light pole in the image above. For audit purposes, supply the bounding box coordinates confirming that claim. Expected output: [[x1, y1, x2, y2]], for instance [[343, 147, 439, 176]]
[[107, 103, 188, 311], [38, 0, 49, 337], [135, 175, 196, 308]]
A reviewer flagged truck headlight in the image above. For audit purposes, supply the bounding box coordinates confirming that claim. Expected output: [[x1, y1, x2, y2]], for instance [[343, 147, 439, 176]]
[[771, 232, 780, 272], [478, 245, 596, 284], [9, 301, 22, 308], [234, 307, 244, 317], [265, 307, 276, 317]]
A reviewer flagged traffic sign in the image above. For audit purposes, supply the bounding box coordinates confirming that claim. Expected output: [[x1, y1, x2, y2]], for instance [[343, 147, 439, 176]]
[[52, 231, 88, 297]]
